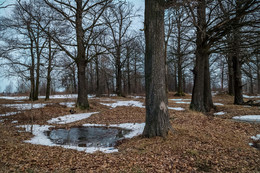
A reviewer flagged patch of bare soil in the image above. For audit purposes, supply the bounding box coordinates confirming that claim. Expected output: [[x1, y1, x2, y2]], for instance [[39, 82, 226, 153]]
[[0, 94, 259, 172]]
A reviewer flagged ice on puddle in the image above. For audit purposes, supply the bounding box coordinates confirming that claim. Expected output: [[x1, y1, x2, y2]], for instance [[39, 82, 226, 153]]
[[17, 123, 145, 153]]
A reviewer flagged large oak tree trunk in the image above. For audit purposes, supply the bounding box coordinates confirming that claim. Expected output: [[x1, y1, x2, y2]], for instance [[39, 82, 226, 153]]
[[232, 3, 244, 105], [76, 0, 89, 109], [190, 0, 213, 112], [143, 0, 171, 138], [77, 60, 89, 109], [233, 56, 244, 104], [227, 55, 234, 95]]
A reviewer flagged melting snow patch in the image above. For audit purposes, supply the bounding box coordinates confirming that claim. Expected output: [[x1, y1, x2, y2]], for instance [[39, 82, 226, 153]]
[[60, 102, 75, 108], [175, 102, 190, 104], [214, 103, 224, 106], [47, 112, 99, 124], [3, 103, 46, 110], [232, 115, 260, 122], [12, 120, 18, 123], [168, 107, 185, 111], [243, 95, 260, 99], [0, 111, 20, 117], [100, 100, 145, 108], [214, 111, 227, 116], [0, 96, 28, 100], [251, 134, 260, 141]]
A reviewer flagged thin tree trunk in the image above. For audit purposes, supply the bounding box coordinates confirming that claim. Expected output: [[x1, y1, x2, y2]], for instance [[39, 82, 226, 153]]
[[143, 0, 171, 138], [45, 34, 52, 100], [176, 17, 184, 96], [126, 47, 131, 94], [95, 56, 101, 97], [116, 48, 122, 96], [29, 32, 35, 101]]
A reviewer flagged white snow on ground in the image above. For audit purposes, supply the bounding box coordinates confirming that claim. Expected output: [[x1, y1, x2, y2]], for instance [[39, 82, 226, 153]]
[[100, 100, 145, 108], [169, 99, 191, 101], [0, 94, 95, 100], [0, 119, 4, 123], [213, 103, 224, 106], [2, 103, 46, 110], [18, 123, 145, 153], [232, 115, 260, 122], [11, 120, 18, 123], [175, 102, 190, 104], [251, 134, 260, 141], [0, 96, 28, 100], [168, 107, 185, 111], [60, 102, 75, 108], [130, 96, 145, 99], [0, 111, 21, 117], [214, 111, 227, 116], [243, 95, 260, 99], [47, 112, 99, 124]]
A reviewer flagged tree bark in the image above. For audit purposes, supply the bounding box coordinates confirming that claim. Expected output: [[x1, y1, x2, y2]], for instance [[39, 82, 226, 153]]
[[190, 0, 213, 112], [143, 0, 171, 138], [116, 48, 122, 96], [227, 55, 234, 95], [233, 56, 244, 104], [45, 34, 52, 100], [232, 2, 244, 105], [257, 57, 260, 94], [95, 56, 101, 97], [76, 0, 89, 109]]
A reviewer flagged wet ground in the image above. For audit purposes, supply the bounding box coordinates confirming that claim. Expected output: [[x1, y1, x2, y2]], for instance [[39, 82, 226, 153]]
[[45, 126, 131, 147]]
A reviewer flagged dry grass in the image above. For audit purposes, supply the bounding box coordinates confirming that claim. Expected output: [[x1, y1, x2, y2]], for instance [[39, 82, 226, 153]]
[[0, 93, 259, 172]]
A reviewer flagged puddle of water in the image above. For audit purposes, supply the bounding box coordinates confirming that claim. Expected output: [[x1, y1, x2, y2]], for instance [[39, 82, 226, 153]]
[[45, 126, 130, 148]]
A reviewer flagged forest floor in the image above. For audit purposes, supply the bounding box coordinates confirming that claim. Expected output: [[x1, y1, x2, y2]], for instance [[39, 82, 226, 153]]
[[0, 93, 259, 172]]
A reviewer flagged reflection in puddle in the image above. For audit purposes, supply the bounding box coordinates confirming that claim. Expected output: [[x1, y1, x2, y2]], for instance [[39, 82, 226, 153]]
[[45, 127, 130, 148]]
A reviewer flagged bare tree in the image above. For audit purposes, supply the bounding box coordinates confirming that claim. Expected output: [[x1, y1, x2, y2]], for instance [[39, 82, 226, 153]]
[[102, 1, 138, 96], [19, 0, 111, 109], [143, 0, 172, 138]]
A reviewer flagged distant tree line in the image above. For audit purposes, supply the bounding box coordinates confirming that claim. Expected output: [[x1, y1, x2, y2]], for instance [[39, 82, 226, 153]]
[[0, 0, 259, 110]]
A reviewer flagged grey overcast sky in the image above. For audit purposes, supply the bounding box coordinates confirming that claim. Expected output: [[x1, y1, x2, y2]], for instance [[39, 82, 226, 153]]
[[0, 0, 145, 93]]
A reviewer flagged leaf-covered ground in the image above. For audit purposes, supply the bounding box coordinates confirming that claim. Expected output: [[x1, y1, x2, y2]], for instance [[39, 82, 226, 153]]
[[0, 93, 259, 172]]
